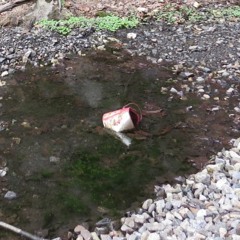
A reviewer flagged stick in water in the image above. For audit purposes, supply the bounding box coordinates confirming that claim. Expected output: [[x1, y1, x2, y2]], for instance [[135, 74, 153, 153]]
[[0, 221, 48, 240]]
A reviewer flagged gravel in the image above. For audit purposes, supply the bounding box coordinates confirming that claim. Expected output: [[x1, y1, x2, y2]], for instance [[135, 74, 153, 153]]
[[117, 138, 240, 240], [0, 7, 240, 240]]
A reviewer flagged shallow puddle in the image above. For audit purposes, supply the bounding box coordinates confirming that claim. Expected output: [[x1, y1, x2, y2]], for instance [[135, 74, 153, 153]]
[[0, 50, 238, 238]]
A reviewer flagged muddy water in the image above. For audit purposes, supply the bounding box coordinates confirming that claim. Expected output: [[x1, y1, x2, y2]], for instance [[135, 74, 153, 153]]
[[0, 50, 237, 238]]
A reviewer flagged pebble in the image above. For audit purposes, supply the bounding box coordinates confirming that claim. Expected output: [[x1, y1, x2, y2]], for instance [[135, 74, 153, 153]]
[[147, 233, 160, 240], [1, 71, 8, 77], [196, 76, 205, 83], [49, 156, 60, 163], [0, 167, 8, 177], [127, 33, 137, 39], [142, 199, 153, 210], [202, 94, 210, 100], [4, 191, 17, 200], [226, 87, 235, 95], [179, 72, 194, 79]]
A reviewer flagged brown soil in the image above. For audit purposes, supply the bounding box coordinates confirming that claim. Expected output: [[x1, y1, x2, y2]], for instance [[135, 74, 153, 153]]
[[0, 0, 239, 27], [63, 0, 239, 18]]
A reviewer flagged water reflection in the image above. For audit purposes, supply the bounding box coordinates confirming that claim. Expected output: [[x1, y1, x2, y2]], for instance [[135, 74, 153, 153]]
[[0, 51, 230, 237]]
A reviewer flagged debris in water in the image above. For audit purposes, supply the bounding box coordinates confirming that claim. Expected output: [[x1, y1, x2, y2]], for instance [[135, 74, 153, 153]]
[[102, 104, 142, 132]]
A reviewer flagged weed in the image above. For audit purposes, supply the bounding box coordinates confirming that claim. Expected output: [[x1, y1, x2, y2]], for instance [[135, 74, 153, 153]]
[[211, 6, 240, 19], [156, 3, 204, 23], [37, 15, 139, 35], [95, 15, 139, 31], [156, 4, 240, 24]]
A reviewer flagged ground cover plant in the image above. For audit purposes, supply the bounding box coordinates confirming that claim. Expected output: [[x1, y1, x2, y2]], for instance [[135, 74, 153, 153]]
[[37, 4, 240, 35], [37, 15, 139, 35]]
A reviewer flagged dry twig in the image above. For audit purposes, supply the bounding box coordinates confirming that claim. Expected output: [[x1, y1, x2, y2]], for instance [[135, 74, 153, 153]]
[[0, 221, 48, 240]]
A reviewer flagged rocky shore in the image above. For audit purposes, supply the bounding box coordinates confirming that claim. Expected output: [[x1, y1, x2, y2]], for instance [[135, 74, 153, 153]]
[[0, 4, 240, 240]]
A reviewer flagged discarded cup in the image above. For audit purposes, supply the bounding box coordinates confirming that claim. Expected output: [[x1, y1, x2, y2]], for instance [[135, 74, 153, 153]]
[[102, 103, 142, 132]]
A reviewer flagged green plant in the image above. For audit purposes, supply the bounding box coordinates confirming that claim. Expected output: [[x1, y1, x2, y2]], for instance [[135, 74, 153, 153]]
[[95, 15, 139, 31], [211, 6, 240, 18], [156, 3, 204, 23], [37, 15, 139, 35]]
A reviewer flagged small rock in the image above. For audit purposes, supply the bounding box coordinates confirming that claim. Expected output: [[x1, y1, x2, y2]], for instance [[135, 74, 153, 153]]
[[226, 87, 235, 95], [180, 72, 194, 79], [200, 67, 211, 73], [147, 233, 160, 240], [77, 236, 84, 240], [196, 77, 205, 83], [229, 151, 240, 163], [189, 45, 198, 51], [1, 71, 8, 77], [0, 57, 6, 63], [21, 121, 31, 128], [127, 33, 137, 39], [74, 225, 91, 240], [222, 71, 230, 77], [194, 169, 210, 184], [142, 199, 153, 210], [100, 235, 112, 240], [127, 233, 139, 240], [124, 217, 135, 228], [216, 178, 229, 190], [12, 137, 21, 145], [145, 222, 165, 232], [202, 94, 210, 100], [0, 167, 8, 177], [4, 191, 17, 200], [91, 232, 101, 240], [22, 49, 32, 63], [234, 107, 240, 113], [193, 1, 200, 8], [156, 199, 165, 213], [95, 227, 109, 236], [50, 156, 60, 163], [137, 7, 148, 13], [96, 218, 111, 228], [134, 214, 145, 224], [121, 224, 133, 233], [196, 209, 207, 219]]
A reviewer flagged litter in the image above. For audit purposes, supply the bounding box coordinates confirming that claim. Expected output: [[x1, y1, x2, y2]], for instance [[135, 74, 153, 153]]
[[102, 103, 142, 132], [104, 128, 132, 147]]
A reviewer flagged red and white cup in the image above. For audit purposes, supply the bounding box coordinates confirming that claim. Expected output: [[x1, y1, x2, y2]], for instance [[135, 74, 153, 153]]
[[102, 103, 142, 132]]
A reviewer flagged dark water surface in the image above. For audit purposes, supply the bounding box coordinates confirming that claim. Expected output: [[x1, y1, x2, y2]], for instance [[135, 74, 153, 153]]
[[0, 50, 237, 238]]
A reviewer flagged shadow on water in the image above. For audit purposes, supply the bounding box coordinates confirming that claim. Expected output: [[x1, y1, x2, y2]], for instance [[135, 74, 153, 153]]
[[0, 50, 236, 237]]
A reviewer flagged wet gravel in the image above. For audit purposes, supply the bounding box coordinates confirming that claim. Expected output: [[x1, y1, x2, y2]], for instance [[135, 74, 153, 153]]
[[0, 8, 240, 240]]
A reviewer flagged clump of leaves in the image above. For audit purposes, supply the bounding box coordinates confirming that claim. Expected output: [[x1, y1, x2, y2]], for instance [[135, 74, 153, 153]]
[[95, 15, 139, 31], [37, 15, 139, 35], [156, 3, 204, 23], [211, 6, 240, 19]]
